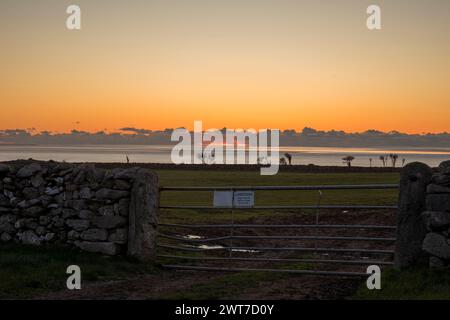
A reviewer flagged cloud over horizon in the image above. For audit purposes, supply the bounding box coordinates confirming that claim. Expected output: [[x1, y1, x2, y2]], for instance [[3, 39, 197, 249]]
[[1, 127, 450, 149]]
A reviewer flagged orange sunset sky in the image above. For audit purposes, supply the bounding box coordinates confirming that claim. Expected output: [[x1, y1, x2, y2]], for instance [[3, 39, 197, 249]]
[[0, 0, 449, 134]]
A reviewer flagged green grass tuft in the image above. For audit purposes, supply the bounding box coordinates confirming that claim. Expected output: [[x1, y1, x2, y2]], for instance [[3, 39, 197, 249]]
[[354, 267, 450, 300]]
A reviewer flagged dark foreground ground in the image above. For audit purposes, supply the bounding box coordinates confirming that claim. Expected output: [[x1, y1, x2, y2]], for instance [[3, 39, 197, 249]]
[[2, 208, 449, 300]]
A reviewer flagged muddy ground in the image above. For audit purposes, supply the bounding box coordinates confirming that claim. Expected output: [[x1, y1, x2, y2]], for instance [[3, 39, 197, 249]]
[[37, 209, 395, 300]]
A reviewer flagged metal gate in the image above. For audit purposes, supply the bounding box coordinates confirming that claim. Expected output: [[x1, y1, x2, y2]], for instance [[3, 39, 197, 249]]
[[157, 184, 398, 277]]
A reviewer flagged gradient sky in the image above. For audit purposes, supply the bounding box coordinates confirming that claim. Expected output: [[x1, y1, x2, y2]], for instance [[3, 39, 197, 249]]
[[0, 0, 449, 133]]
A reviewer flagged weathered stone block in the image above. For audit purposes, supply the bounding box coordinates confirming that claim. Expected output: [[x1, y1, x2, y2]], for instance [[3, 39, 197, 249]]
[[35, 226, 46, 236], [44, 232, 55, 242], [17, 163, 42, 179], [21, 230, 41, 245], [427, 184, 450, 194], [426, 194, 450, 212], [45, 186, 62, 196], [118, 199, 129, 217], [62, 208, 77, 219], [18, 199, 40, 209], [429, 256, 446, 269], [422, 232, 450, 259], [23, 187, 39, 200], [22, 206, 44, 217], [108, 228, 127, 244], [431, 173, 450, 186], [80, 228, 108, 241], [14, 219, 25, 229], [98, 205, 114, 216], [92, 216, 126, 229], [67, 230, 80, 240], [439, 160, 450, 175], [66, 219, 90, 231], [31, 175, 45, 188], [39, 215, 51, 225], [0, 221, 15, 233], [53, 217, 65, 228], [422, 211, 450, 231], [114, 179, 131, 190], [25, 219, 38, 229], [65, 200, 87, 211], [0, 214, 17, 224], [1, 232, 12, 242], [78, 210, 94, 219], [79, 187, 92, 200], [95, 188, 129, 200]]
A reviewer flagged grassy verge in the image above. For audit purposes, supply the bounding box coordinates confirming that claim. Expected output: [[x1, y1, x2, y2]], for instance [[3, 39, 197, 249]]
[[354, 267, 450, 300], [0, 243, 156, 299]]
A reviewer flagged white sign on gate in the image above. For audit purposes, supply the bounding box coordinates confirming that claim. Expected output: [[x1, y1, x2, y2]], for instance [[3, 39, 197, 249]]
[[213, 191, 233, 208], [213, 191, 255, 208], [233, 191, 255, 208]]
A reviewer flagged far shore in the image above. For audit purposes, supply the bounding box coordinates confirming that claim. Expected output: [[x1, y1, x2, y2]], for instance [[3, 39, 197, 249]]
[[0, 159, 424, 173]]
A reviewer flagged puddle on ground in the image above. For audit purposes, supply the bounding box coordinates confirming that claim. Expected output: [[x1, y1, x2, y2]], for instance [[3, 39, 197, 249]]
[[183, 243, 259, 253], [185, 234, 203, 239]]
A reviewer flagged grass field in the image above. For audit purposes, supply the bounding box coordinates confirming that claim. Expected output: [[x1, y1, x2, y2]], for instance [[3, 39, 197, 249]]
[[2, 169, 449, 299], [157, 170, 399, 223]]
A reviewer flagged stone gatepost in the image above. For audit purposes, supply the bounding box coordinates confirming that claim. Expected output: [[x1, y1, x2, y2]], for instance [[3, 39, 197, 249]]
[[394, 162, 432, 270], [127, 169, 159, 261]]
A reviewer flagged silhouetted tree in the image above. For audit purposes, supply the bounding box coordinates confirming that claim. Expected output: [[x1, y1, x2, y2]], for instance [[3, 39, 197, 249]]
[[379, 155, 387, 167], [280, 157, 287, 165], [402, 158, 406, 167], [369, 158, 372, 168], [389, 154, 399, 167], [342, 155, 355, 167]]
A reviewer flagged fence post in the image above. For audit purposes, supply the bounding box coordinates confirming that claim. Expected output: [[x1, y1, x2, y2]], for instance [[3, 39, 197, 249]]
[[394, 162, 432, 269], [127, 169, 159, 261]]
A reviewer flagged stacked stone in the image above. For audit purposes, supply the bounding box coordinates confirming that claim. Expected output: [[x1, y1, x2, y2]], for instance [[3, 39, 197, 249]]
[[0, 161, 138, 256], [422, 160, 450, 268]]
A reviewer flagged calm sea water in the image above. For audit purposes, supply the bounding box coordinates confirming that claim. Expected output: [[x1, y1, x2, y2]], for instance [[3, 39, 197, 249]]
[[0, 144, 449, 167]]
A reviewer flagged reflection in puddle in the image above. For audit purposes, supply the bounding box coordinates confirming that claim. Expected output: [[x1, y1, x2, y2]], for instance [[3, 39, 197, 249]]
[[180, 234, 259, 252], [197, 244, 224, 250], [185, 243, 259, 253], [185, 234, 203, 239]]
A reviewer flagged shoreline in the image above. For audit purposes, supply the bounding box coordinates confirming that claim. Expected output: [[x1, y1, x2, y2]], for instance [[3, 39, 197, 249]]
[[0, 159, 410, 173]]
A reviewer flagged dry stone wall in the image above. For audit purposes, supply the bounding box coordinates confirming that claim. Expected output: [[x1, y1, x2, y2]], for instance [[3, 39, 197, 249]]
[[422, 160, 450, 268], [0, 160, 158, 260]]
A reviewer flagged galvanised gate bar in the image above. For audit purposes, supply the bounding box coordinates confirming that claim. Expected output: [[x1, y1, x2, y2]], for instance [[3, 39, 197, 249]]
[[157, 184, 398, 277]]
